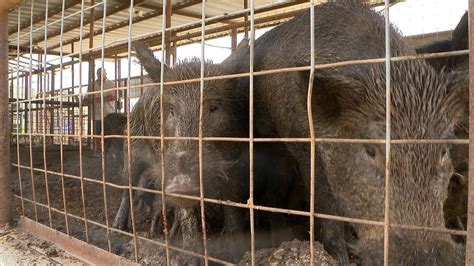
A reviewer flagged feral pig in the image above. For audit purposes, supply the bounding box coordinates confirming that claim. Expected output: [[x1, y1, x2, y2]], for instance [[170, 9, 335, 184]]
[[113, 44, 305, 262], [416, 10, 469, 243], [415, 11, 468, 73], [113, 45, 250, 261], [225, 0, 466, 264]]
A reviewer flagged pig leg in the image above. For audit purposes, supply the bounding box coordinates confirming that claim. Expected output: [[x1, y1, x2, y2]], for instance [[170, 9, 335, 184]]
[[223, 206, 246, 263], [318, 219, 350, 265], [113, 190, 130, 230], [134, 199, 145, 225], [315, 160, 350, 265], [178, 207, 204, 265]]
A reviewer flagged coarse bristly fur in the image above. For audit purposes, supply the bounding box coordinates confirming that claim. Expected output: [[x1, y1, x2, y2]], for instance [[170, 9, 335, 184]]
[[115, 46, 254, 262], [221, 0, 466, 264]]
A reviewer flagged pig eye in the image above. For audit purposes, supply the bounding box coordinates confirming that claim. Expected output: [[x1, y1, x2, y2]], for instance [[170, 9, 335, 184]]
[[209, 105, 219, 113], [365, 145, 376, 158], [166, 106, 175, 116], [440, 148, 449, 164]]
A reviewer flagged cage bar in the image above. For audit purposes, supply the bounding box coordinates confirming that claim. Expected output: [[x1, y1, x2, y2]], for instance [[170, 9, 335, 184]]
[[467, 0, 474, 263]]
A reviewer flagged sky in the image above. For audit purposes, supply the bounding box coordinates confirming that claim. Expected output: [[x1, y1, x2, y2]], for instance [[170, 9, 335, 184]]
[[11, 0, 469, 99]]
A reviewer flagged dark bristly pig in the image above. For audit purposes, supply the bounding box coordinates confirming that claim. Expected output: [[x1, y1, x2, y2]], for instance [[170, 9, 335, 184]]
[[416, 10, 469, 243], [112, 43, 306, 262], [223, 0, 466, 264]]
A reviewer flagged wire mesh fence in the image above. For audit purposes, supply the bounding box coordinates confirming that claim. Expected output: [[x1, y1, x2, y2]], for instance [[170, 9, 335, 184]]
[[3, 0, 473, 265]]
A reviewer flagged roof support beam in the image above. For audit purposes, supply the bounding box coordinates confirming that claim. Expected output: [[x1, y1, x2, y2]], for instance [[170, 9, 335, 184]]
[[139, 2, 236, 25], [8, 0, 82, 35], [48, 0, 202, 50], [87, 8, 303, 58], [31, 0, 144, 47]]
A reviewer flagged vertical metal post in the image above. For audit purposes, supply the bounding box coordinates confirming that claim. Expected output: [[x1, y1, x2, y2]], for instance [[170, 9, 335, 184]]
[[50, 71, 55, 135], [10, 78, 14, 132], [467, 0, 474, 263], [88, 0, 95, 148], [115, 56, 120, 112], [24, 75, 28, 133], [231, 27, 237, 52], [70, 43, 75, 137], [0, 0, 21, 226], [165, 0, 172, 65], [140, 65, 143, 97], [383, 0, 392, 265]]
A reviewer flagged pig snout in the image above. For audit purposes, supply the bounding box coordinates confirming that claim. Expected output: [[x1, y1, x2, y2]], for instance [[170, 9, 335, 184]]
[[165, 151, 200, 207]]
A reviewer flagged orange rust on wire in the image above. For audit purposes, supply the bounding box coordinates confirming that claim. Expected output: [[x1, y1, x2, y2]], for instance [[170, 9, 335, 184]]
[[248, 0, 257, 265], [383, 1, 392, 264], [136, 234, 233, 265], [77, 0, 90, 243], [26, 0, 38, 223], [124, 0, 140, 261], [16, 2, 102, 40], [12, 132, 469, 145], [10, 49, 469, 106], [17, 195, 232, 265], [9, 3, 472, 265], [13, 151, 469, 238], [159, 1, 171, 264], [17, 133, 469, 145], [307, 0, 317, 262], [14, 186, 467, 238], [97, 0, 113, 253], [57, 0, 70, 236], [198, 1, 210, 264], [40, 0, 53, 229], [53, 1, 303, 60]]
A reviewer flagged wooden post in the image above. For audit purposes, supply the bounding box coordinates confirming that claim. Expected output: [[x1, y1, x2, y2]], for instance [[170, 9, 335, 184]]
[[171, 31, 177, 65], [243, 0, 248, 39], [0, 0, 21, 226], [231, 26, 237, 52]]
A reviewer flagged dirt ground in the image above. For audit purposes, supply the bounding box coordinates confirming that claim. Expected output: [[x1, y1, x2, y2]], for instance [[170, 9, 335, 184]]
[[0, 226, 83, 264], [10, 144, 137, 261], [9, 144, 336, 264]]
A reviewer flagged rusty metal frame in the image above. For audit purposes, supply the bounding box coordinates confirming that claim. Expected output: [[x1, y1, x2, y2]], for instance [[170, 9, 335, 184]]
[[0, 0, 20, 226], [18, 216, 137, 265]]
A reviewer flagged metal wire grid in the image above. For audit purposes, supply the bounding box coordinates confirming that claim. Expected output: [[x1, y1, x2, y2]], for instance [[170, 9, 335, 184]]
[[7, 0, 470, 265]]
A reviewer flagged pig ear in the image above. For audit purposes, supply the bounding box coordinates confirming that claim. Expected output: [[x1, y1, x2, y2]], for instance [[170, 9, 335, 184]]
[[299, 66, 363, 121], [449, 11, 468, 70], [221, 37, 250, 66], [134, 43, 168, 82], [452, 11, 468, 51]]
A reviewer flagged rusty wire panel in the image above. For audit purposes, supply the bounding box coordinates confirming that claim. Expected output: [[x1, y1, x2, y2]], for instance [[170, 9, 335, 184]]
[[3, 0, 472, 265]]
